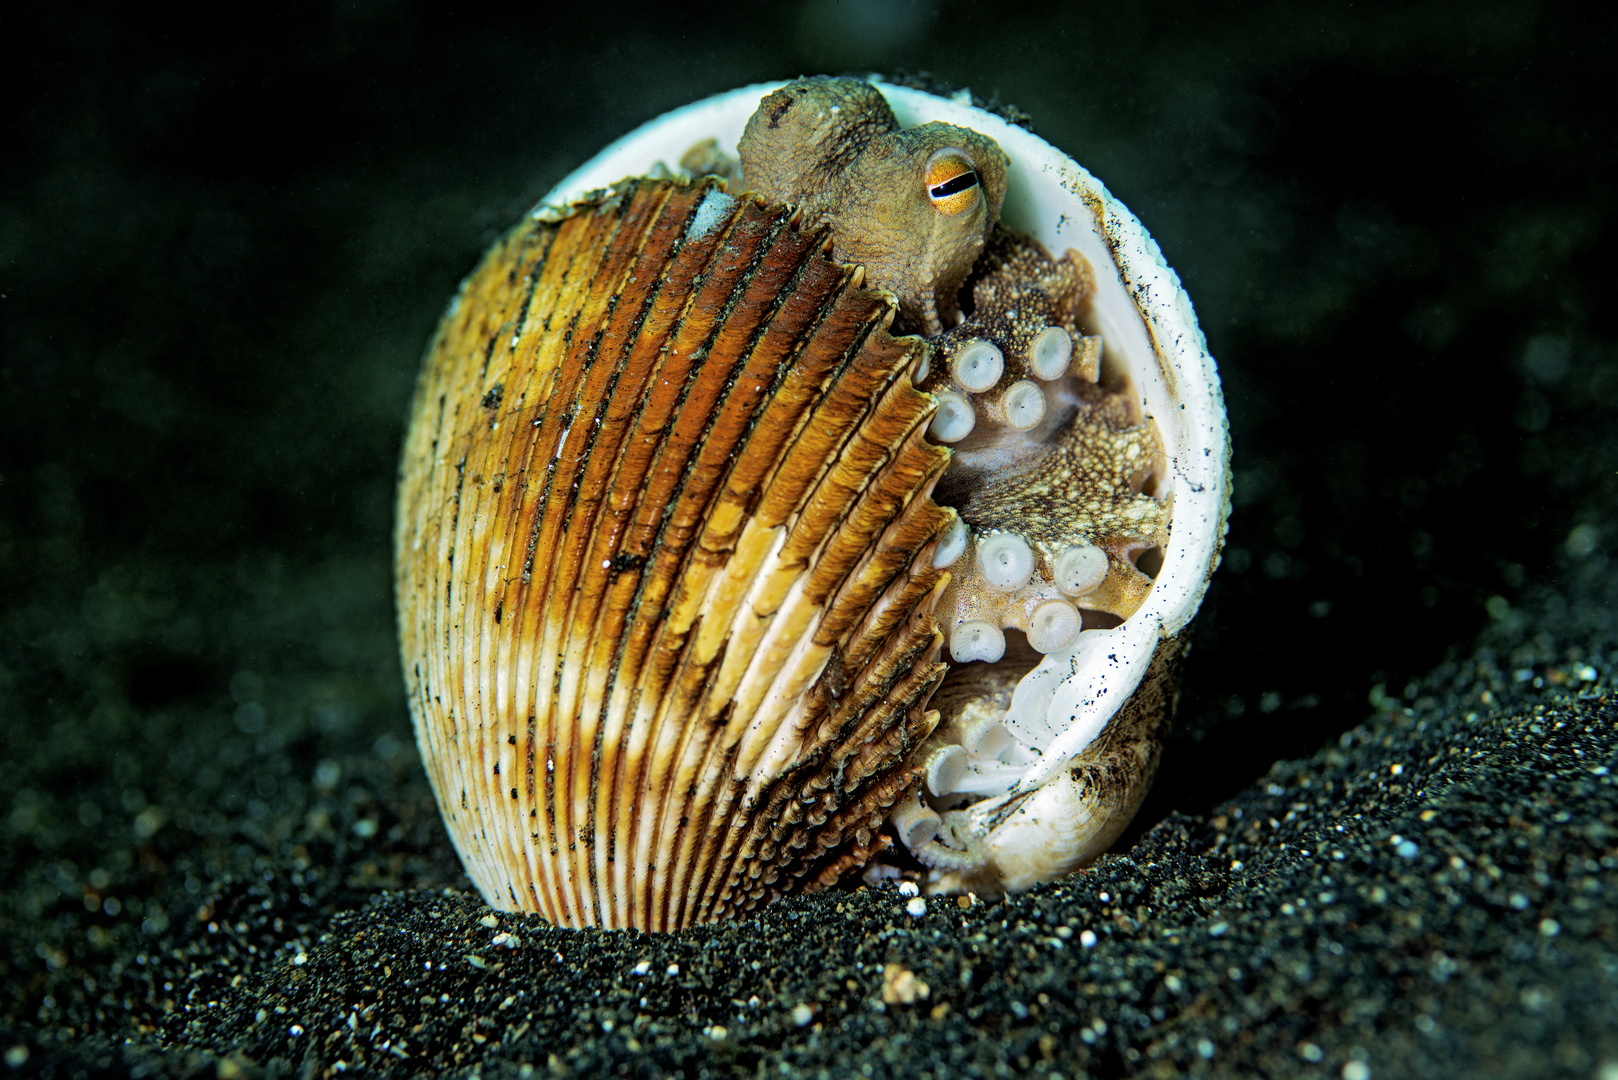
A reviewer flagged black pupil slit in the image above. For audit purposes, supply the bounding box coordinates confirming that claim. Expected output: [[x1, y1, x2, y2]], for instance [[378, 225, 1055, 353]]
[[930, 171, 980, 199]]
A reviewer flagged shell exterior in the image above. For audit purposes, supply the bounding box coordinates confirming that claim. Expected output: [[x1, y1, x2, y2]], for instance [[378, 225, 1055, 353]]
[[396, 81, 1230, 929], [397, 179, 959, 928]]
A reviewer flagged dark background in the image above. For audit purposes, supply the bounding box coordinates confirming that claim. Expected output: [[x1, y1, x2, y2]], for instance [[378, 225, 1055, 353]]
[[2, 0, 1614, 1072]]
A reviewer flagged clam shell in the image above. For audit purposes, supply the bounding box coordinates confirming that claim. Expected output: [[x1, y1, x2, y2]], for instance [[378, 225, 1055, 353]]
[[397, 178, 956, 928], [396, 81, 1230, 929]]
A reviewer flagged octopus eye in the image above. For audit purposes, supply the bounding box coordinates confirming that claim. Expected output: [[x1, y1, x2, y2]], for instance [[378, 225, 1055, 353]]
[[925, 150, 981, 215]]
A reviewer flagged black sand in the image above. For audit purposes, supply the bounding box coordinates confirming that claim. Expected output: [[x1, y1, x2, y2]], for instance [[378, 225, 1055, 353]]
[[3, 4, 1615, 1078]]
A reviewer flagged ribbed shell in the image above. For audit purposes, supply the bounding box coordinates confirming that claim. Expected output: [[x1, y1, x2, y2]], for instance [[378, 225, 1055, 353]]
[[395, 177, 957, 930]]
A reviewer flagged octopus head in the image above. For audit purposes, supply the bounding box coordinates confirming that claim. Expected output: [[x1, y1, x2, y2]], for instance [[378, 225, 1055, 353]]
[[739, 75, 1009, 334]]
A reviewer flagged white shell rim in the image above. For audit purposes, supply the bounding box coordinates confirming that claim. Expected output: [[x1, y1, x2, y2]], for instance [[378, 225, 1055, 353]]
[[540, 80, 1230, 802]]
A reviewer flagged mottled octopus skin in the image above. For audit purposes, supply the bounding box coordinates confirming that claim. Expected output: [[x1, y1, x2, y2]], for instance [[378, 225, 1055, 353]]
[[739, 76, 1010, 335], [395, 179, 963, 930]]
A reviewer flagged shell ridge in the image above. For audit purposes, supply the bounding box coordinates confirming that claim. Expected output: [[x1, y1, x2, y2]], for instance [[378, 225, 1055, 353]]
[[675, 309, 904, 737], [560, 181, 756, 631], [403, 211, 573, 912], [489, 230, 554, 382], [687, 377, 952, 914], [777, 384, 940, 668], [511, 194, 659, 927], [776, 595, 944, 790], [685, 391, 945, 916], [739, 449, 948, 789], [507, 211, 626, 588], [633, 401, 826, 923], [452, 483, 505, 901], [696, 523, 799, 733], [642, 231, 843, 665], [524, 191, 815, 919], [395, 366, 454, 898], [840, 541, 951, 677], [696, 633, 943, 920], [562, 182, 734, 927], [567, 183, 736, 589], [690, 289, 902, 728], [775, 359, 915, 561], [703, 264, 873, 533], [577, 206, 803, 926], [640, 613, 739, 929], [693, 337, 929, 788], [477, 220, 559, 384], [589, 207, 891, 926], [679, 255, 859, 563], [806, 421, 950, 647], [473, 219, 611, 922], [700, 321, 923, 750], [475, 410, 553, 916], [520, 183, 731, 925], [652, 323, 907, 925], [524, 186, 675, 926], [675, 721, 754, 926], [588, 205, 793, 636], [676, 256, 864, 721], [593, 206, 783, 928], [755, 318, 915, 530], [807, 489, 950, 689], [653, 263, 862, 702], [556, 181, 715, 926], [442, 450, 505, 899]]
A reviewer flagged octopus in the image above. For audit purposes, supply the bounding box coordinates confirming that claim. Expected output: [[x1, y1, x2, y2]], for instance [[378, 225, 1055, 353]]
[[724, 77, 1172, 889]]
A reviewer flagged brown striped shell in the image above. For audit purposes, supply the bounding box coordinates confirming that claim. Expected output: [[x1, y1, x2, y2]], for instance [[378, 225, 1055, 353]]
[[396, 178, 961, 928], [395, 79, 1230, 931]]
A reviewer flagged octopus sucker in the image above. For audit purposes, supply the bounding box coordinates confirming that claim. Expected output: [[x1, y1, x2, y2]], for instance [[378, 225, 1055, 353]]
[[395, 77, 1229, 930]]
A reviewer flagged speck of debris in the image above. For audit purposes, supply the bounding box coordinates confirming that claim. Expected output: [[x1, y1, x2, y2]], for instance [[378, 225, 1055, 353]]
[[881, 963, 930, 1005]]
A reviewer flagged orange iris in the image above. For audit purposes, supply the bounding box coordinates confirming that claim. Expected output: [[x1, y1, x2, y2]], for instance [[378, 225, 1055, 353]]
[[925, 150, 981, 216]]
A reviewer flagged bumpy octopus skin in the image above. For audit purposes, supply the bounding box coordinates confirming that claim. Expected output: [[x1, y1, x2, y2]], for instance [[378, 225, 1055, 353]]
[[739, 76, 1010, 336]]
